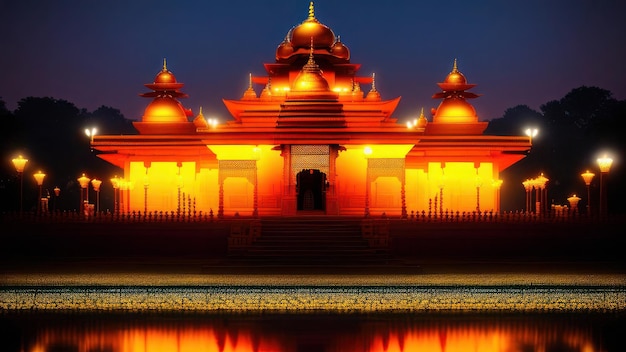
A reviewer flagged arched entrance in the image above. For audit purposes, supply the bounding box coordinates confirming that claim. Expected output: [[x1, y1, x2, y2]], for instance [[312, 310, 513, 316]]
[[296, 169, 327, 211]]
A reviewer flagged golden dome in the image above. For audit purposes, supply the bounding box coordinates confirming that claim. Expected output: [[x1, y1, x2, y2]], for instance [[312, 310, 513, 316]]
[[437, 59, 476, 92], [330, 36, 350, 60], [291, 48, 330, 93], [433, 96, 478, 123], [142, 96, 189, 123], [144, 58, 184, 91], [154, 69, 176, 84], [276, 35, 295, 60], [291, 2, 335, 50]]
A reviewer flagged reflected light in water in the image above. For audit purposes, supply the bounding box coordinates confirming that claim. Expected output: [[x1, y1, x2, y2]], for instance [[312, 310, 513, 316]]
[[12, 312, 618, 352]]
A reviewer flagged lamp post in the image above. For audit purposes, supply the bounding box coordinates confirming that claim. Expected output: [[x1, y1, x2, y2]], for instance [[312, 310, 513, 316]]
[[85, 127, 97, 151], [91, 179, 102, 213], [522, 179, 532, 213], [53, 186, 60, 212], [492, 179, 503, 214], [77, 173, 91, 215], [12, 155, 28, 215], [525, 128, 538, 144], [597, 155, 613, 220], [111, 176, 119, 216], [143, 176, 149, 216], [580, 170, 595, 217], [567, 194, 581, 217], [536, 173, 549, 216], [33, 170, 46, 214], [475, 177, 482, 213]]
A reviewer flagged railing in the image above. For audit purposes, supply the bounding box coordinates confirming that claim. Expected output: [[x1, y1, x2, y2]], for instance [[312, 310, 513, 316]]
[[0, 208, 622, 224]]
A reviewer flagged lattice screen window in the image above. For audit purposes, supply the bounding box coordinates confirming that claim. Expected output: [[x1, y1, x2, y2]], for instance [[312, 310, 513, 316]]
[[368, 158, 405, 183], [218, 160, 257, 184], [291, 145, 330, 177]]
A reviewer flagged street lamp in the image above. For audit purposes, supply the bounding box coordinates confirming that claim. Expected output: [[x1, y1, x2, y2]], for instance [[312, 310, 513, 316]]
[[91, 178, 102, 213], [522, 179, 532, 213], [77, 173, 91, 215], [53, 186, 61, 212], [536, 173, 549, 216], [475, 176, 482, 213], [596, 154, 613, 219], [143, 175, 149, 215], [33, 170, 46, 214], [567, 194, 581, 216], [525, 128, 538, 144], [492, 179, 503, 214], [110, 176, 120, 215], [12, 155, 28, 214], [580, 170, 595, 217], [85, 127, 97, 142]]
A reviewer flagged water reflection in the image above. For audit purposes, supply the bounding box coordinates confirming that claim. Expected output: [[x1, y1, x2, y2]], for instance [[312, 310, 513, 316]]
[[2, 312, 624, 352]]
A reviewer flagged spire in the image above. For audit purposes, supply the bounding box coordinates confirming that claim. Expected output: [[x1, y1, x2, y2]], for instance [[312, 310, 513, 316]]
[[302, 37, 320, 72], [260, 77, 272, 101], [242, 72, 258, 100], [366, 72, 381, 101], [193, 106, 209, 128], [162, 58, 167, 71], [371, 72, 377, 92], [308, 1, 315, 20], [417, 107, 428, 128], [451, 58, 458, 73]]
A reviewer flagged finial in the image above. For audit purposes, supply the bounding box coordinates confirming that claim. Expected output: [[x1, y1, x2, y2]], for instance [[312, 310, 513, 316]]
[[309, 37, 314, 57], [163, 58, 167, 71], [371, 72, 377, 92], [308, 1, 315, 20], [420, 107, 425, 118], [248, 73, 253, 89], [452, 58, 458, 73], [198, 106, 203, 116]]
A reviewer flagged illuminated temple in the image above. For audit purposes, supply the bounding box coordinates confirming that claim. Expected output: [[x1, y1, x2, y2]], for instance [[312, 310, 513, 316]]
[[92, 2, 530, 218]]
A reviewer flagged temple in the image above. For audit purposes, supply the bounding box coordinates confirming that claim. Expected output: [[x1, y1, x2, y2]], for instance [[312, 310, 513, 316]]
[[92, 2, 530, 218]]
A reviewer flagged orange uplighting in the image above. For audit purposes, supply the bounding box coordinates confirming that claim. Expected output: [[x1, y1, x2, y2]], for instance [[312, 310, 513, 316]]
[[90, 3, 530, 217]]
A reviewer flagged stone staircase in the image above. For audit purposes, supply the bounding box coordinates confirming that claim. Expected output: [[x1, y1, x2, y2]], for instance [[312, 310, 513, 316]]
[[227, 216, 390, 267]]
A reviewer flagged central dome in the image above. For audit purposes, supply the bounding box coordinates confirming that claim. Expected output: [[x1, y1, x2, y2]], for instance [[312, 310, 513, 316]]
[[433, 96, 477, 123], [290, 2, 335, 49], [142, 96, 188, 123]]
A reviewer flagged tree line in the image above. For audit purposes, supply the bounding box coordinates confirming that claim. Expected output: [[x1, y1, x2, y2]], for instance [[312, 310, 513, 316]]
[[1, 86, 625, 214]]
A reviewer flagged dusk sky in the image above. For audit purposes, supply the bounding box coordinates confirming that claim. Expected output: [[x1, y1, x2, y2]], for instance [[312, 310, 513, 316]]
[[2, 0, 625, 125]]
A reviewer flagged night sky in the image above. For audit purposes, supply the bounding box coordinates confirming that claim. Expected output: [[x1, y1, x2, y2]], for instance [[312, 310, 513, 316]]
[[2, 0, 625, 125]]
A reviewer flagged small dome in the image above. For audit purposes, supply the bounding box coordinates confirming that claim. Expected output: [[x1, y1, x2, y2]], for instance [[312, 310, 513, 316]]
[[444, 70, 467, 85], [154, 69, 177, 84], [276, 39, 294, 60], [291, 63, 330, 92], [433, 97, 478, 123], [330, 36, 350, 60], [142, 96, 188, 123], [290, 3, 335, 50]]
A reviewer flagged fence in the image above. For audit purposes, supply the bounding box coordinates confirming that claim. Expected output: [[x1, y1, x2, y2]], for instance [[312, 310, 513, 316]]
[[0, 208, 621, 224]]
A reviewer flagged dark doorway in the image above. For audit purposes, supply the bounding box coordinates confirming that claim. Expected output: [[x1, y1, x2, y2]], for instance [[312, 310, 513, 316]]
[[296, 169, 327, 211]]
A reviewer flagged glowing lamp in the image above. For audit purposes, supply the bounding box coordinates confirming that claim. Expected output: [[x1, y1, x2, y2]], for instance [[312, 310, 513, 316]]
[[581, 170, 595, 186], [91, 179, 102, 192], [33, 170, 46, 186], [525, 128, 538, 139], [12, 155, 28, 173], [110, 176, 120, 189], [363, 146, 372, 156], [77, 174, 91, 189], [597, 155, 613, 173], [567, 194, 581, 207]]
